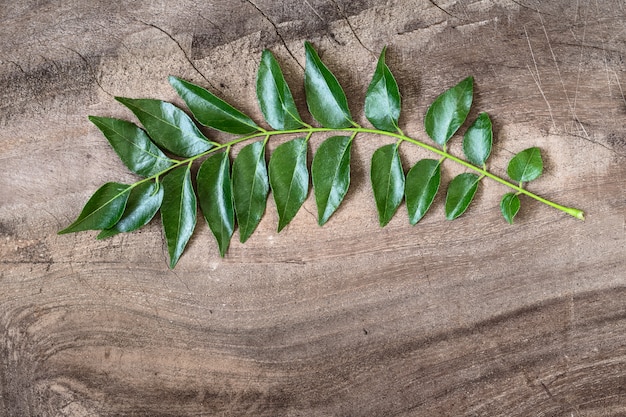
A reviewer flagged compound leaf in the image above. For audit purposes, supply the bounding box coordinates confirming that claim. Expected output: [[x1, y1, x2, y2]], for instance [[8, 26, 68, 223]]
[[424, 76, 473, 146], [463, 112, 492, 166], [197, 152, 235, 257], [232, 141, 269, 243], [161, 165, 197, 269], [365, 46, 401, 132], [256, 50, 305, 130], [371, 143, 405, 227], [88, 116, 174, 177], [304, 41, 353, 128], [97, 181, 164, 239], [115, 97, 213, 158], [507, 147, 543, 183], [269, 137, 309, 232], [169, 76, 260, 135], [500, 192, 520, 224], [445, 173, 480, 220], [405, 159, 441, 225], [312, 135, 352, 226], [58, 182, 131, 234]]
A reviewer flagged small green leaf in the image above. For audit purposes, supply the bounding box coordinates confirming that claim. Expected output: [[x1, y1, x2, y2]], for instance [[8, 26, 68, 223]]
[[58, 182, 131, 234], [445, 173, 480, 220], [169, 76, 261, 135], [269, 138, 309, 232], [88, 116, 173, 177], [507, 147, 543, 183], [115, 97, 213, 158], [232, 141, 269, 243], [424, 76, 473, 146], [256, 50, 305, 130], [160, 165, 197, 269], [312, 135, 352, 225], [405, 159, 441, 225], [500, 192, 520, 224], [197, 152, 235, 257], [371, 143, 405, 227], [365, 47, 401, 132], [97, 181, 164, 239], [462, 112, 492, 166], [304, 41, 353, 128]]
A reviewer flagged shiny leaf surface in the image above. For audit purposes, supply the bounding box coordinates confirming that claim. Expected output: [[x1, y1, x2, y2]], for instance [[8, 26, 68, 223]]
[[500, 192, 520, 224], [88, 116, 174, 177], [312, 135, 352, 226], [445, 173, 480, 220], [97, 181, 163, 239], [462, 112, 492, 166], [371, 143, 405, 226], [507, 147, 543, 183], [115, 97, 212, 158], [161, 165, 197, 269], [304, 41, 353, 128], [256, 50, 305, 130], [169, 76, 260, 135], [197, 152, 234, 257], [232, 141, 269, 243], [405, 159, 441, 225], [58, 182, 131, 234], [424, 76, 473, 146], [269, 137, 309, 232], [365, 47, 401, 132]]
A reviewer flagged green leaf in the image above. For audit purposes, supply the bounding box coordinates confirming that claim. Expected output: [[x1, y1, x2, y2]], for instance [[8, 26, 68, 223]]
[[462, 112, 492, 166], [256, 50, 305, 130], [58, 182, 131, 234], [424, 76, 473, 146], [365, 47, 401, 132], [312, 135, 352, 225], [507, 147, 543, 183], [232, 141, 269, 243], [269, 137, 309, 232], [500, 192, 520, 224], [445, 173, 480, 220], [304, 41, 353, 128], [405, 159, 441, 225], [115, 97, 213, 158], [197, 152, 235, 257], [371, 143, 405, 227], [88, 116, 173, 177], [160, 165, 197, 269], [169, 76, 260, 135], [97, 181, 164, 239]]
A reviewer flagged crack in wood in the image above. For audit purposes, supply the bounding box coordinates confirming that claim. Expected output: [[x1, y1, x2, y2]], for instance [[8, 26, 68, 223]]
[[244, 0, 304, 71], [327, 0, 375, 57], [138, 20, 216, 89]]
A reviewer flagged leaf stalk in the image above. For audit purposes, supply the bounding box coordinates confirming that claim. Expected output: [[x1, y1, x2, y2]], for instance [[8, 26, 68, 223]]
[[136, 125, 584, 221]]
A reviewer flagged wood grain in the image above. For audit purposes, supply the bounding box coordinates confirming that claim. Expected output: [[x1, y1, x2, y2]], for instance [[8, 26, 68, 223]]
[[1, 1, 624, 415]]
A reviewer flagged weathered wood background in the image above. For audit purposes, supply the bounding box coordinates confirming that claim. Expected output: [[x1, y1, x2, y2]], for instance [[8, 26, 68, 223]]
[[1, 0, 625, 415]]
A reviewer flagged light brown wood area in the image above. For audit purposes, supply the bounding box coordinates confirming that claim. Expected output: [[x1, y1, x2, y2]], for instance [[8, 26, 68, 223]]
[[1, 1, 625, 415]]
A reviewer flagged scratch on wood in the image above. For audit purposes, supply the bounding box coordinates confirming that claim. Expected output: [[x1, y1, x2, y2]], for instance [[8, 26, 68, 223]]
[[524, 26, 557, 131], [303, 0, 325, 22], [538, 14, 589, 139], [613, 70, 626, 107]]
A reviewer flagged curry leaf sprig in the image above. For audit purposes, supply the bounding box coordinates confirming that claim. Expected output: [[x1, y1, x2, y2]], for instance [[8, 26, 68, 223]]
[[59, 41, 584, 268]]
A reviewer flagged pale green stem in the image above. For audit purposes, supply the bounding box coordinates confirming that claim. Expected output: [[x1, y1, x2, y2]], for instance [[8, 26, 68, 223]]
[[139, 126, 585, 220]]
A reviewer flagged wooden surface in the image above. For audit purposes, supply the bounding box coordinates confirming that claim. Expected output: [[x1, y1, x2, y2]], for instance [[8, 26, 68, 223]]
[[1, 1, 625, 415]]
